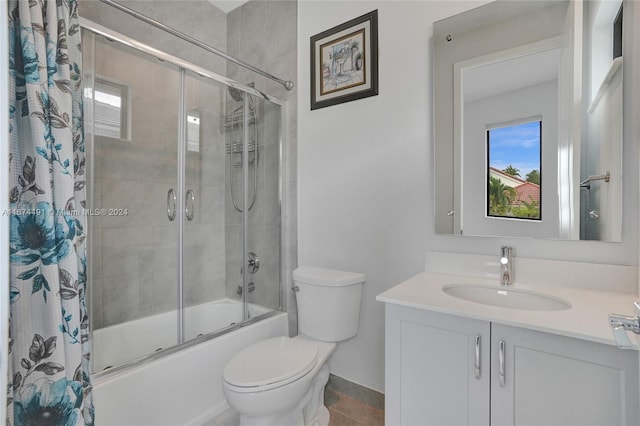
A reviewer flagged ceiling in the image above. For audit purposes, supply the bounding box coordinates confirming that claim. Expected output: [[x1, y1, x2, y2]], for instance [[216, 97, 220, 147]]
[[463, 48, 561, 103], [208, 0, 249, 13]]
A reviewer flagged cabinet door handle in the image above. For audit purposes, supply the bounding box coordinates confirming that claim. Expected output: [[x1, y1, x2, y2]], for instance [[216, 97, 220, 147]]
[[474, 335, 481, 379], [498, 339, 506, 387]]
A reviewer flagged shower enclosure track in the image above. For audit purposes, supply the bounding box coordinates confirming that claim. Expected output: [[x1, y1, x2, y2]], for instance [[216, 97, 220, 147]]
[[79, 19, 285, 107], [96, 0, 294, 91]]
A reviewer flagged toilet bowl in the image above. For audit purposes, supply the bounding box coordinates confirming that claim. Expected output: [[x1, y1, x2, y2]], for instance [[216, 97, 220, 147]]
[[223, 336, 335, 426], [221, 267, 365, 426]]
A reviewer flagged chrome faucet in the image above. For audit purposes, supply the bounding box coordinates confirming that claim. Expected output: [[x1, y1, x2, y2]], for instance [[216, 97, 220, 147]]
[[500, 246, 513, 286]]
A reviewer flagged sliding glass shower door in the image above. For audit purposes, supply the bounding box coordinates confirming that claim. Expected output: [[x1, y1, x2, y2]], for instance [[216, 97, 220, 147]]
[[182, 71, 243, 340], [85, 31, 182, 371], [83, 26, 283, 374], [182, 72, 283, 338], [243, 96, 282, 314]]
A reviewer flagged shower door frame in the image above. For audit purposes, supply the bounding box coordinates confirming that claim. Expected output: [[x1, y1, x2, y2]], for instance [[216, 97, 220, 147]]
[[81, 19, 287, 377]]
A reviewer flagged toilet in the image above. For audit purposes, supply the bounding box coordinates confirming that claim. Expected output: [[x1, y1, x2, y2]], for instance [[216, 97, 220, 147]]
[[222, 266, 365, 426]]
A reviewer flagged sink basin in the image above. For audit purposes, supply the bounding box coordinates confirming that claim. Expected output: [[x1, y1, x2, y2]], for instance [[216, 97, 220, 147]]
[[442, 284, 571, 311]]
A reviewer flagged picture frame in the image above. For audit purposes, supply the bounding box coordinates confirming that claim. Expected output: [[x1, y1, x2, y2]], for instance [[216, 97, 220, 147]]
[[310, 10, 379, 110]]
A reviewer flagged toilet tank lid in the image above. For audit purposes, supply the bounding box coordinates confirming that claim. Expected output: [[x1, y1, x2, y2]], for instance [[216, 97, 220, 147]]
[[293, 266, 365, 287]]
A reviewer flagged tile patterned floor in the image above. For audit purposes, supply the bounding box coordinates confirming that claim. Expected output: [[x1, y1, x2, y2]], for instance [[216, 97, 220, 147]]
[[206, 386, 384, 426], [326, 389, 385, 426]]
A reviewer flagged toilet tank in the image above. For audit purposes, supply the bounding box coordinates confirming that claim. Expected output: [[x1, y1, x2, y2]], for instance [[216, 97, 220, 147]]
[[293, 266, 365, 342]]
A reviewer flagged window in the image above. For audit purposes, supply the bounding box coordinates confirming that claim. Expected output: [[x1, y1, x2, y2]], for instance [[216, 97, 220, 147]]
[[93, 78, 130, 140], [486, 120, 541, 220], [186, 112, 200, 152], [613, 4, 623, 59]]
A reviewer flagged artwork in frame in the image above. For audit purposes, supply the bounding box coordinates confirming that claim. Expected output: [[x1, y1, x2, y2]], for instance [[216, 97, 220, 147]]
[[310, 10, 379, 110]]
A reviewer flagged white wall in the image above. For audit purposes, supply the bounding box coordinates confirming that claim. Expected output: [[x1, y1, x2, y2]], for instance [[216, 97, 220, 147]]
[[298, 0, 640, 393], [298, 0, 484, 393]]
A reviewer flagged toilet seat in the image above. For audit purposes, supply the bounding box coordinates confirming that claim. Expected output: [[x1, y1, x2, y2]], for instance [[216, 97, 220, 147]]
[[223, 336, 319, 392]]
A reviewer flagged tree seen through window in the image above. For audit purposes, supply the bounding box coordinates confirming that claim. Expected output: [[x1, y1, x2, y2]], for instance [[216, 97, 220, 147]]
[[486, 120, 541, 220]]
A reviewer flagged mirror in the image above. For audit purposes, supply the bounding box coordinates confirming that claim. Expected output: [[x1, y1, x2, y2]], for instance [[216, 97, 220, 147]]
[[434, 0, 624, 241]]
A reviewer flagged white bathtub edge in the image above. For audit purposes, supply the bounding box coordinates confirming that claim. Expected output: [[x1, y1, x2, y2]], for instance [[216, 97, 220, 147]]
[[186, 401, 231, 426], [93, 312, 288, 425]]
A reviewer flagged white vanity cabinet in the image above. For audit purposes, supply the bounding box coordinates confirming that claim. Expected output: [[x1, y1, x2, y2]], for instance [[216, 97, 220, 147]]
[[385, 304, 639, 426], [385, 304, 491, 425], [490, 323, 639, 426]]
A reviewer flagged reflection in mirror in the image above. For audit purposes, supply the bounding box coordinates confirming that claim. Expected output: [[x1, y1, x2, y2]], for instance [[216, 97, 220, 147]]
[[487, 120, 541, 221], [458, 40, 560, 239], [433, 0, 624, 241]]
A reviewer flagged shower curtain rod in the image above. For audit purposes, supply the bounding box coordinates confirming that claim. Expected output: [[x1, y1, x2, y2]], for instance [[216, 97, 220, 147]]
[[96, 0, 295, 91]]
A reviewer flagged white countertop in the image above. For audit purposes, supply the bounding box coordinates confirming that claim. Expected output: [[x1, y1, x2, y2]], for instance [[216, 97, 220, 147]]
[[376, 271, 640, 349]]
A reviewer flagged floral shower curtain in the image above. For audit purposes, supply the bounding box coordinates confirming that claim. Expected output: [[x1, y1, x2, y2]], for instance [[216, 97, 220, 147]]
[[7, 0, 94, 424]]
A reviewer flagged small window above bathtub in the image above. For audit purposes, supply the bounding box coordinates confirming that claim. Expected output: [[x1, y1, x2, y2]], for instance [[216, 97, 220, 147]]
[[93, 77, 131, 141]]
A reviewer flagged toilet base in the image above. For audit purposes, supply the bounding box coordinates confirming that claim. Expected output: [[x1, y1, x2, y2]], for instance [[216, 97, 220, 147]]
[[308, 406, 330, 426], [238, 410, 304, 426], [236, 363, 332, 426], [237, 407, 329, 426]]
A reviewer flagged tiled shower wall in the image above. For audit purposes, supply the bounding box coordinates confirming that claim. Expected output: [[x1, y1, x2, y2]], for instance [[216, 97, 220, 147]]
[[80, 1, 228, 73], [225, 1, 298, 333]]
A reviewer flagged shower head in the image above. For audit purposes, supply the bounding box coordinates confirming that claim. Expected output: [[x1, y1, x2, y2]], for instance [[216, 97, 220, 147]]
[[228, 87, 243, 102], [228, 82, 255, 102]]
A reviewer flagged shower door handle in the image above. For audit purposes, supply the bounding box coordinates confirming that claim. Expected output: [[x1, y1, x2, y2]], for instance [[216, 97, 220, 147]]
[[167, 188, 176, 221], [185, 189, 195, 221]]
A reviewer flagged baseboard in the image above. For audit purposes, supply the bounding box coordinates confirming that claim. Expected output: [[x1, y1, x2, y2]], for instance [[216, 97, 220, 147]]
[[325, 374, 384, 411]]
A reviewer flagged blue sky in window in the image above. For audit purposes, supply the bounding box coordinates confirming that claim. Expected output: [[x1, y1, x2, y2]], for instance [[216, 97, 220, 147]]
[[488, 121, 541, 179]]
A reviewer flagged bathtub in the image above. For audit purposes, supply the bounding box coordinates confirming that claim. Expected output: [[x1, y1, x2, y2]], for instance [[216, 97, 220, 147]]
[[92, 298, 272, 372], [92, 299, 288, 425]]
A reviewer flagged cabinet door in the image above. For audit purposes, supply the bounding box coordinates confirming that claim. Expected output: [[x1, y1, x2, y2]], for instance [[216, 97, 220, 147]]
[[385, 305, 490, 426], [491, 324, 639, 426]]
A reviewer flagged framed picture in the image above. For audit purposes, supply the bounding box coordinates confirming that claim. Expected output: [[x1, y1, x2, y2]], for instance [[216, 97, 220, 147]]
[[310, 10, 378, 110]]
